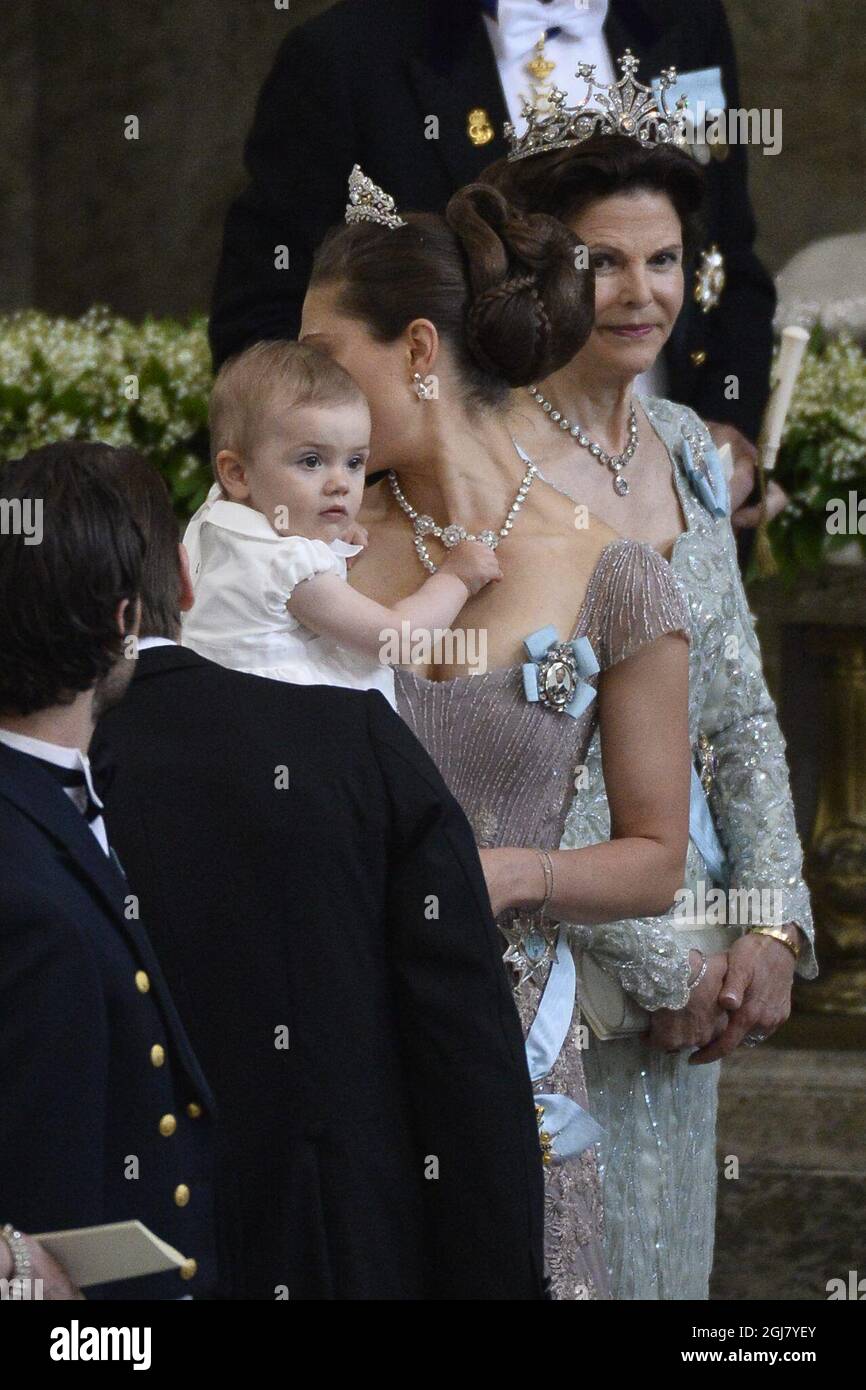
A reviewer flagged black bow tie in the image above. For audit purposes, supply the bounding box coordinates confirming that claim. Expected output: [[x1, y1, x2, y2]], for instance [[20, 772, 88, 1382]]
[[27, 753, 103, 824]]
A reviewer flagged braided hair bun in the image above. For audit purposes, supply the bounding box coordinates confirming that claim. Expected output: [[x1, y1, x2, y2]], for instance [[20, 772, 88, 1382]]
[[445, 183, 594, 386]]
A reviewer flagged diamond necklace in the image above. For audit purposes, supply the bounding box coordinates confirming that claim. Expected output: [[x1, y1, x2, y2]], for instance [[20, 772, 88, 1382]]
[[387, 447, 538, 574], [527, 385, 638, 497]]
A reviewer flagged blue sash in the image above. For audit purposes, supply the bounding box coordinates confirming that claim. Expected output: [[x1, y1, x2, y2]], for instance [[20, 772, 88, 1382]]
[[524, 930, 604, 1162], [689, 763, 728, 886]]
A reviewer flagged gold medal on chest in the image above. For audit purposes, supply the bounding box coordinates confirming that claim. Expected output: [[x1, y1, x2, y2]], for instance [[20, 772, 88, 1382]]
[[526, 36, 555, 85], [467, 108, 495, 146]]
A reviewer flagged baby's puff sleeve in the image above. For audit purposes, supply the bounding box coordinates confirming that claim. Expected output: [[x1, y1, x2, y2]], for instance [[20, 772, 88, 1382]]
[[264, 535, 345, 616]]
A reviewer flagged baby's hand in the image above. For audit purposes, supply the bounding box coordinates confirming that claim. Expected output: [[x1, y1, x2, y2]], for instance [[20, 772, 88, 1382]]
[[339, 521, 368, 568], [339, 521, 368, 548], [439, 539, 502, 596]]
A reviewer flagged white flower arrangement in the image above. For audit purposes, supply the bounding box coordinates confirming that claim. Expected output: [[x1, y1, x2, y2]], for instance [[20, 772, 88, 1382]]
[[0, 307, 213, 515], [770, 330, 866, 576]]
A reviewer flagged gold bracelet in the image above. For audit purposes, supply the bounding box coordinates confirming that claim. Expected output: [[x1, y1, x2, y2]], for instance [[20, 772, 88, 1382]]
[[536, 850, 554, 918], [750, 924, 800, 961]]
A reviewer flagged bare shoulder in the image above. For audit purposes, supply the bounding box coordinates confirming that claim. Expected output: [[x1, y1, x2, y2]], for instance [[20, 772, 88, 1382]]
[[528, 466, 624, 553]]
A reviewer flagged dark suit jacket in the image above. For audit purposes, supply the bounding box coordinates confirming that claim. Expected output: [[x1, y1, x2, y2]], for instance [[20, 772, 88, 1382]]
[[91, 645, 546, 1300], [209, 0, 775, 439], [0, 741, 219, 1300]]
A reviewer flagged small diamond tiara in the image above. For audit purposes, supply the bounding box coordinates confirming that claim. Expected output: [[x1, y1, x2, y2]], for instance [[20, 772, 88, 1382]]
[[345, 164, 407, 229], [505, 50, 690, 163]]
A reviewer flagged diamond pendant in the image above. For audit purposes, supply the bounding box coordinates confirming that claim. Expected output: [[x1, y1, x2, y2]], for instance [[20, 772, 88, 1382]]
[[528, 387, 637, 501], [389, 447, 536, 574]]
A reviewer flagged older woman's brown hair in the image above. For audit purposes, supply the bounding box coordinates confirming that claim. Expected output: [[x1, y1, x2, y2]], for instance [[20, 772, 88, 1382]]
[[479, 134, 706, 263]]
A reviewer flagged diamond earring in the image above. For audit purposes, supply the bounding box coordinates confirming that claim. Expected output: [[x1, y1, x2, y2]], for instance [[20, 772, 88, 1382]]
[[412, 371, 434, 401]]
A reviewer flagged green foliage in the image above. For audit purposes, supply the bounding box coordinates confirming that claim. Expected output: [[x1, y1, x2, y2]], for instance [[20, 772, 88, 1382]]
[[0, 307, 214, 517], [769, 329, 866, 579]]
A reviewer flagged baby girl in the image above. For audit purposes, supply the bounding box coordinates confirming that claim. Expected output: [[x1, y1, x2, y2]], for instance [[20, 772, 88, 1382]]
[[182, 340, 499, 706]]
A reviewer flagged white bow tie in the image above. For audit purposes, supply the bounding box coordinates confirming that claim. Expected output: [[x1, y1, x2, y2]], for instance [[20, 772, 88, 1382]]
[[494, 0, 608, 64]]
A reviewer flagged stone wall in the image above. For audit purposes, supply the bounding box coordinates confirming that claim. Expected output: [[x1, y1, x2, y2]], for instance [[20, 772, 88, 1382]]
[[1, 1, 37, 311], [1, 0, 863, 318], [725, 0, 866, 278], [1, 0, 332, 317], [712, 1048, 866, 1300]]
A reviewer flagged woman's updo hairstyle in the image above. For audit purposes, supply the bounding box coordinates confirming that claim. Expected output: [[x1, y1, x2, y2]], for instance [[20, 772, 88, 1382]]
[[478, 134, 706, 262], [308, 183, 594, 409]]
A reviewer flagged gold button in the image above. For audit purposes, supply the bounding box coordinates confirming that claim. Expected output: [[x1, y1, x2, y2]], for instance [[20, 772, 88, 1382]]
[[174, 1184, 190, 1207], [150, 1044, 165, 1068], [135, 970, 150, 993], [186, 1102, 202, 1119], [690, 349, 707, 367], [159, 1114, 177, 1137], [180, 1258, 197, 1281]]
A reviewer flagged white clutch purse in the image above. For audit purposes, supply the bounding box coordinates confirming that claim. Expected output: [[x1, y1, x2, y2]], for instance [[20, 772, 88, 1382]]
[[576, 917, 741, 1041]]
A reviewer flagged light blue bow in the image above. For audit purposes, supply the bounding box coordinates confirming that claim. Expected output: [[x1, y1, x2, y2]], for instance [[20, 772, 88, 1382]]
[[681, 436, 729, 518], [525, 930, 604, 1163], [521, 625, 600, 720]]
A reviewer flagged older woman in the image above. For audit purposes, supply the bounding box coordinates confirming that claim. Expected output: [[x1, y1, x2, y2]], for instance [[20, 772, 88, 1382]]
[[300, 171, 694, 1299], [481, 98, 815, 1297]]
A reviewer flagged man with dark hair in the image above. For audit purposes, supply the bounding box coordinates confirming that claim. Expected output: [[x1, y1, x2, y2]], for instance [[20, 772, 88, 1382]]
[[90, 445, 547, 1300], [0, 444, 220, 1300]]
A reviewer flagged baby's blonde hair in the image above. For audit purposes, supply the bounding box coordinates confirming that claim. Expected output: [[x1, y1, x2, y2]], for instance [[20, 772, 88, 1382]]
[[208, 339, 365, 477]]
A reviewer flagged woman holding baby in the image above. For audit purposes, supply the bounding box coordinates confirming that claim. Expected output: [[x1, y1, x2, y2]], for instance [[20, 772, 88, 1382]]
[[186, 64, 810, 1301]]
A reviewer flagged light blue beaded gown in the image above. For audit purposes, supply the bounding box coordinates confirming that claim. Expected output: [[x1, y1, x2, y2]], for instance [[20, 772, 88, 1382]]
[[557, 398, 816, 1300]]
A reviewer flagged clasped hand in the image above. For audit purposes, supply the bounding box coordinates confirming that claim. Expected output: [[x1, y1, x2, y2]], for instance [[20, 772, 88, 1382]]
[[477, 850, 799, 1063], [646, 931, 797, 1063]]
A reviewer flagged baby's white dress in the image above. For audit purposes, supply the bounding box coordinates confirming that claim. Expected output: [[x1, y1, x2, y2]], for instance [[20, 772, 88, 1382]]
[[181, 485, 396, 709]]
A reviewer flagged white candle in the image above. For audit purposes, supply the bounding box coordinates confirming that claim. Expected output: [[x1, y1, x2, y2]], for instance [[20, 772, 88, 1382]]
[[760, 325, 809, 472]]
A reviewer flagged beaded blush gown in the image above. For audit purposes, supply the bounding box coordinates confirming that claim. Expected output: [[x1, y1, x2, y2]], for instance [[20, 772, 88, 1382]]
[[394, 486, 691, 1302]]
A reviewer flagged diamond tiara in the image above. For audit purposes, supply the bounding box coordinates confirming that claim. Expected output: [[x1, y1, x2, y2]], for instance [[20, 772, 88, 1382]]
[[344, 163, 407, 229], [505, 50, 691, 163]]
